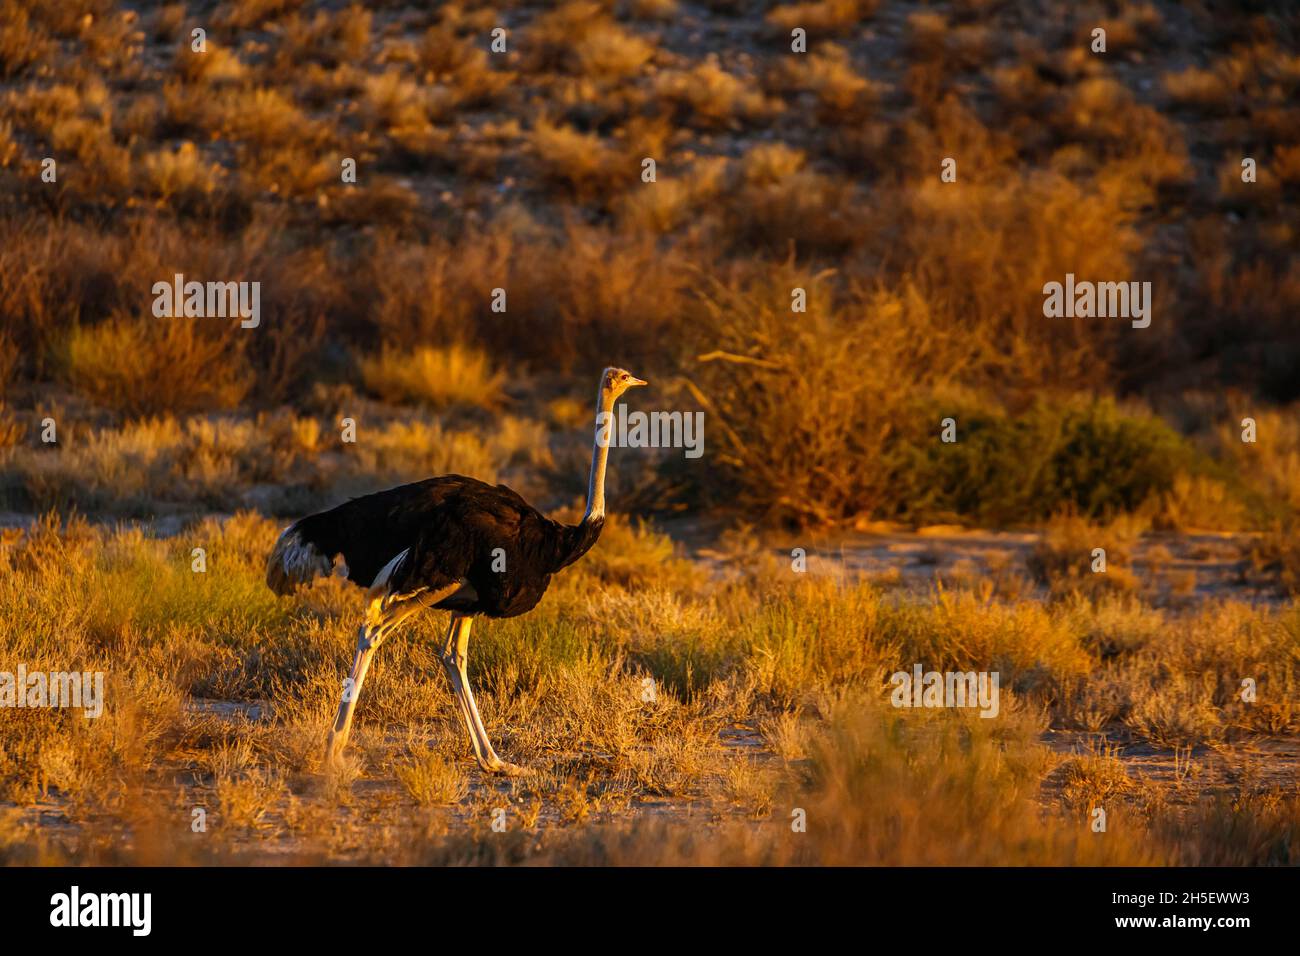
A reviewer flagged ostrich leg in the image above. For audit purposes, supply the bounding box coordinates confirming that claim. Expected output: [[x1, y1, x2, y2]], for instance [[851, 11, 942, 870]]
[[325, 581, 460, 767], [440, 614, 527, 776], [325, 619, 379, 767]]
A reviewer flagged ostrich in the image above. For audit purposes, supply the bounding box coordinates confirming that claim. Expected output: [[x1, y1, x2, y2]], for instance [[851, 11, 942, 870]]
[[265, 366, 647, 774]]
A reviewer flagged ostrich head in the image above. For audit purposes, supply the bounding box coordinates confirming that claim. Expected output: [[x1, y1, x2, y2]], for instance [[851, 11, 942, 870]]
[[601, 366, 648, 398]]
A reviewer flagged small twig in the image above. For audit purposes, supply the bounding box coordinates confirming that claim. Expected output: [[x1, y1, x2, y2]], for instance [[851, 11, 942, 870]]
[[695, 350, 785, 371]]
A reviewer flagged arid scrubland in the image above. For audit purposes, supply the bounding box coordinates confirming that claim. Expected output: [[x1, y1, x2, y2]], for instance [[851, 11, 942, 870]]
[[1, 513, 1296, 864], [0, 1, 1298, 865], [0, 0, 1296, 528]]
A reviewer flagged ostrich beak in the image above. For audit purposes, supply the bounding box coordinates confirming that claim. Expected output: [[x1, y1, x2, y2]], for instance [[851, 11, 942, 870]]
[[626, 375, 648, 387]]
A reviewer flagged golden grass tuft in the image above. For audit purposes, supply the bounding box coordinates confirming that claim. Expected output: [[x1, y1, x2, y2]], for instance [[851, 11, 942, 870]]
[[396, 753, 469, 806], [58, 316, 249, 416], [359, 345, 505, 410]]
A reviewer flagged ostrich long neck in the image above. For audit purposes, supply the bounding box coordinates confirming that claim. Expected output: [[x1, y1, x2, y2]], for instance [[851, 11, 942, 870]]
[[583, 385, 617, 524]]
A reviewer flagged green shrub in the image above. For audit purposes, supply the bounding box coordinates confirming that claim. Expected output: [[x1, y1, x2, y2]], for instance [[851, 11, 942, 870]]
[[891, 397, 1196, 525]]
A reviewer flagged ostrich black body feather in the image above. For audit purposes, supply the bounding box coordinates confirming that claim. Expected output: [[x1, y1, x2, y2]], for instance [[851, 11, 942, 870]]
[[267, 474, 604, 618]]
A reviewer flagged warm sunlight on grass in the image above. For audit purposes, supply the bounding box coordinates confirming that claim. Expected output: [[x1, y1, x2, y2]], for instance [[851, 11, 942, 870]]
[[359, 345, 506, 411]]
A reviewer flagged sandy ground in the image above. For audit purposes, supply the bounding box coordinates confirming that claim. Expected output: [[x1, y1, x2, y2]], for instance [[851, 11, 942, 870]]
[[685, 521, 1282, 603]]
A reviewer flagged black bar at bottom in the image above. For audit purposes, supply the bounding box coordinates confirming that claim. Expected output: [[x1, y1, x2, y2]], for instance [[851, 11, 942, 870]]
[[1, 865, 1288, 943]]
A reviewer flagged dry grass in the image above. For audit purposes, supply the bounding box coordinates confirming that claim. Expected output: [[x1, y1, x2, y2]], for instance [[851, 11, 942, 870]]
[[0, 408, 560, 515], [767, 1, 877, 36], [395, 753, 469, 806], [0, 0, 1294, 530], [0, 511, 1295, 863], [58, 316, 249, 415], [359, 345, 505, 411], [1028, 511, 1146, 597]]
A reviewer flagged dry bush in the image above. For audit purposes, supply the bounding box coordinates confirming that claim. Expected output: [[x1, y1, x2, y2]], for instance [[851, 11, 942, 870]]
[[217, 768, 287, 829], [415, 26, 513, 109], [40, 110, 133, 199], [1157, 474, 1246, 532], [396, 753, 468, 806], [0, 332, 17, 397], [682, 271, 905, 526], [895, 95, 1018, 183], [1163, 65, 1227, 110], [323, 178, 424, 230], [244, 142, 338, 199], [362, 70, 442, 134], [160, 80, 217, 138], [152, 4, 186, 42], [1053, 77, 1192, 194], [1249, 524, 1300, 596], [272, 7, 371, 74], [139, 141, 224, 205], [629, 0, 678, 21], [1218, 153, 1281, 206], [215, 87, 321, 150], [529, 120, 621, 200], [359, 345, 505, 410], [574, 20, 656, 80], [1218, 408, 1300, 518], [79, 11, 146, 75], [1059, 741, 1138, 813], [0, 406, 20, 450], [886, 171, 1142, 395], [614, 156, 728, 234], [725, 143, 859, 253], [770, 43, 884, 123], [175, 42, 247, 84], [0, 2, 55, 79], [527, 116, 667, 207], [682, 233, 1188, 527], [653, 61, 773, 128], [1027, 511, 1146, 596], [903, 12, 992, 75], [475, 222, 697, 370], [767, 0, 876, 36], [57, 315, 249, 416], [1126, 674, 1222, 748], [1168, 790, 1300, 866], [524, 2, 654, 78], [349, 234, 474, 346], [1164, 42, 1300, 122], [219, 0, 303, 31], [418, 23, 480, 76]]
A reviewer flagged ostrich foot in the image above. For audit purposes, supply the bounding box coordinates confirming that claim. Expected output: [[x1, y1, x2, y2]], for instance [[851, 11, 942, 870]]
[[323, 734, 345, 770], [483, 758, 531, 777]]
